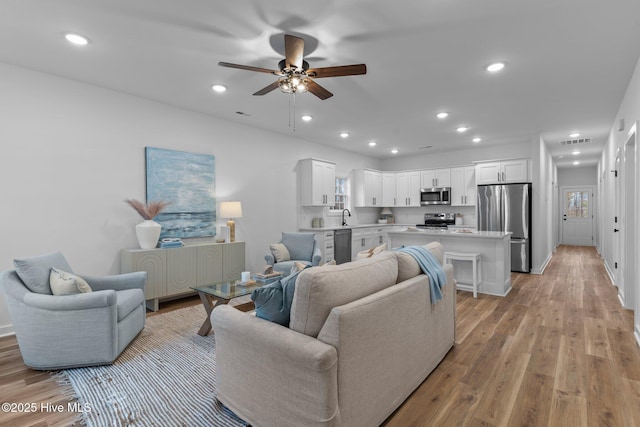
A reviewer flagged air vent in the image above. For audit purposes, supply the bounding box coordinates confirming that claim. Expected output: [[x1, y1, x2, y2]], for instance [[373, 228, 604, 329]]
[[419, 145, 433, 150], [560, 138, 591, 145]]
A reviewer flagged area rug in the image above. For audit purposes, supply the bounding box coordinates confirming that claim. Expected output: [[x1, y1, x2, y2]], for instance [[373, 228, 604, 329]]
[[59, 304, 248, 426]]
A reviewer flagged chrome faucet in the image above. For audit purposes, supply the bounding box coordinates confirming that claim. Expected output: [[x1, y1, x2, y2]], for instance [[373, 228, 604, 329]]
[[342, 208, 351, 226]]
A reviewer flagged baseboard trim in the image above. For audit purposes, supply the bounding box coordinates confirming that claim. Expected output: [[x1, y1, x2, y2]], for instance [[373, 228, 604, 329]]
[[531, 251, 553, 275], [618, 291, 626, 308], [635, 325, 640, 349], [604, 261, 616, 286], [0, 324, 15, 338]]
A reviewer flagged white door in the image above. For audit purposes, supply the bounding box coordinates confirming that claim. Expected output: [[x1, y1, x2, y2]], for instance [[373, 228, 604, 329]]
[[561, 186, 594, 246]]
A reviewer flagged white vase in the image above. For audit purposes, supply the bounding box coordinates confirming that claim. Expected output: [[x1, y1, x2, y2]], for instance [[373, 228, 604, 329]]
[[135, 220, 161, 249]]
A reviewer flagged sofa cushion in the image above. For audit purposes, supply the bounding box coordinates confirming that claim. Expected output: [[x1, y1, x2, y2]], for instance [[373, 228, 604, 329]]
[[290, 251, 399, 337], [281, 232, 315, 261], [116, 289, 145, 322], [49, 268, 92, 296], [396, 242, 445, 283], [251, 266, 309, 326], [14, 252, 74, 295]]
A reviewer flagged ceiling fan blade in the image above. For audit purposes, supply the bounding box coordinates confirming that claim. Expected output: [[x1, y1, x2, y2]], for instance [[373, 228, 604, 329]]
[[253, 80, 281, 96], [284, 34, 304, 70], [307, 64, 367, 78], [218, 61, 278, 74], [306, 79, 333, 100]]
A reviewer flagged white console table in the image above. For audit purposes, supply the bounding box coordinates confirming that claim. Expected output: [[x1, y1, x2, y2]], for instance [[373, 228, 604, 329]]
[[120, 241, 245, 311]]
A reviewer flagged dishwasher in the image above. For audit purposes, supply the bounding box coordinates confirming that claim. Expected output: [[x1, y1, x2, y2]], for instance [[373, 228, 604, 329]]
[[334, 229, 352, 264]]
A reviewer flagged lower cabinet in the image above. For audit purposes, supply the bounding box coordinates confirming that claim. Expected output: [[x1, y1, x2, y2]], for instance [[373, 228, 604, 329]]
[[121, 241, 245, 311], [313, 230, 335, 264], [351, 228, 388, 260]]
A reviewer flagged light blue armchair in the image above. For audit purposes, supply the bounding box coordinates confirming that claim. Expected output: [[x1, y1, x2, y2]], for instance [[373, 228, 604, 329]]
[[265, 232, 322, 275], [0, 252, 147, 370]]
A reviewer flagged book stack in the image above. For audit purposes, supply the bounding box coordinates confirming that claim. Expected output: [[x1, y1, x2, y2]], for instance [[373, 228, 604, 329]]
[[158, 238, 184, 249], [253, 271, 283, 284]]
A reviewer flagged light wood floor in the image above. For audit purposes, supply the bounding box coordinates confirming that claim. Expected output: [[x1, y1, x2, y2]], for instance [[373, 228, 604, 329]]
[[1, 245, 639, 426]]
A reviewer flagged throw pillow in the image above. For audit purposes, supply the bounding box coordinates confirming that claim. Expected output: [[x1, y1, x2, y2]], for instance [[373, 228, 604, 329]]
[[251, 265, 309, 326], [49, 268, 92, 295], [323, 259, 336, 266], [290, 261, 308, 275], [270, 243, 291, 263], [14, 252, 74, 295], [355, 248, 373, 260], [371, 242, 387, 256]]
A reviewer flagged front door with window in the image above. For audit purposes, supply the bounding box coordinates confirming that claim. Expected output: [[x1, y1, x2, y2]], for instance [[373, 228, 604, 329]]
[[561, 186, 594, 246]]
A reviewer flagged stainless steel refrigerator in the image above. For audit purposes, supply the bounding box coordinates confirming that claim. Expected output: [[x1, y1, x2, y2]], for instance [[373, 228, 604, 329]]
[[477, 183, 532, 273]]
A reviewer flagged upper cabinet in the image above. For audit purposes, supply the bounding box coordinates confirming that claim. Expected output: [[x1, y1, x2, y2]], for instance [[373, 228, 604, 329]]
[[450, 166, 476, 206], [353, 169, 383, 207], [382, 172, 397, 207], [299, 158, 336, 206], [475, 159, 530, 185], [396, 171, 421, 207], [421, 168, 451, 188]]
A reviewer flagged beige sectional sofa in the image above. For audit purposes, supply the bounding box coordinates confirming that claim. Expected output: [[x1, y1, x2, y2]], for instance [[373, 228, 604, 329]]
[[211, 242, 456, 427]]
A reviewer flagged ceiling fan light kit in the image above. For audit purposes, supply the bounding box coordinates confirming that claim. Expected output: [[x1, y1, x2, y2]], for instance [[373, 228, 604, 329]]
[[219, 34, 366, 101]]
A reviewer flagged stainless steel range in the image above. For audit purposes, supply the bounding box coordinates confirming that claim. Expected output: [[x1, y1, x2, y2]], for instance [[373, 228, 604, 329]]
[[416, 213, 455, 230]]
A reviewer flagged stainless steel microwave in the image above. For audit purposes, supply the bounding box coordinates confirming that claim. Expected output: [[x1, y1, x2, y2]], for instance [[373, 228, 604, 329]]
[[420, 187, 451, 205]]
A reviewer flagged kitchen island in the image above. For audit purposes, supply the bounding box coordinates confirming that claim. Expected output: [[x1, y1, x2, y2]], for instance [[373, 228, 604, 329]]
[[387, 228, 512, 296]]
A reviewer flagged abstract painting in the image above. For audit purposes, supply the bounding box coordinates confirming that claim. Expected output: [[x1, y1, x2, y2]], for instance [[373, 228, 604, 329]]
[[145, 147, 216, 238]]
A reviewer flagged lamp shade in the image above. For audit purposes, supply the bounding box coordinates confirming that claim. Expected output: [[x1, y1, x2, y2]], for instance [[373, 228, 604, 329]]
[[219, 201, 243, 219], [380, 207, 393, 215]]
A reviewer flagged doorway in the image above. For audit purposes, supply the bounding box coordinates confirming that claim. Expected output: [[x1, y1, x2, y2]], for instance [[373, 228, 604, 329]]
[[561, 186, 594, 246]]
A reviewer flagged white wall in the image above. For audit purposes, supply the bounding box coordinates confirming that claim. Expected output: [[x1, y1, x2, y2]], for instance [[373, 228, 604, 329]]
[[532, 136, 557, 274], [598, 54, 640, 346], [0, 62, 383, 335], [557, 166, 598, 187]]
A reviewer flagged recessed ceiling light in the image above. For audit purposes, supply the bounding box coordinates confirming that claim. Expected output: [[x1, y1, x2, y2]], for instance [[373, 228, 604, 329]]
[[340, 132, 349, 138], [64, 33, 89, 46], [472, 137, 482, 143], [391, 149, 398, 154], [436, 112, 449, 119], [486, 62, 506, 72], [301, 115, 312, 122], [368, 141, 377, 147], [572, 150, 580, 155], [211, 84, 226, 93], [573, 161, 580, 165], [457, 126, 469, 133], [569, 132, 580, 138]]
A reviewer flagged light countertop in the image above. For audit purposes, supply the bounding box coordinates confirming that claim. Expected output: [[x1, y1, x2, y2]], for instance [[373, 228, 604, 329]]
[[387, 228, 511, 239]]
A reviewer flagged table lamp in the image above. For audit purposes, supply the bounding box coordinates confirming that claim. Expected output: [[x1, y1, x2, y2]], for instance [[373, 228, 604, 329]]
[[380, 207, 393, 224], [219, 201, 243, 242]]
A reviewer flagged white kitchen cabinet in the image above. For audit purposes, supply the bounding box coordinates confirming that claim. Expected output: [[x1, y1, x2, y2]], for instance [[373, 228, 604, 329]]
[[382, 172, 397, 206], [451, 166, 476, 206], [313, 230, 335, 264], [353, 169, 383, 207], [351, 227, 388, 260], [299, 158, 336, 206], [421, 168, 451, 188], [475, 159, 530, 185], [396, 171, 421, 206]]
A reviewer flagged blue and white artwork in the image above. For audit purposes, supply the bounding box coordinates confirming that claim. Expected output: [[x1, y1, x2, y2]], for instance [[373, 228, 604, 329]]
[[145, 147, 216, 238]]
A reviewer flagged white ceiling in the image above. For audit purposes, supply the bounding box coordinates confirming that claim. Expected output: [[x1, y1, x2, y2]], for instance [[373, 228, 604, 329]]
[[2, 0, 640, 168]]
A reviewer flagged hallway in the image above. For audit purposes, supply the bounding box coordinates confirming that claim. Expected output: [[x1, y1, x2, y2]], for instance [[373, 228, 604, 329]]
[[386, 245, 640, 426]]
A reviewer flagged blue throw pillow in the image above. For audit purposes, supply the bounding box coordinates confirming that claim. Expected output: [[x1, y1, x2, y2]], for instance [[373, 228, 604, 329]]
[[251, 265, 309, 325]]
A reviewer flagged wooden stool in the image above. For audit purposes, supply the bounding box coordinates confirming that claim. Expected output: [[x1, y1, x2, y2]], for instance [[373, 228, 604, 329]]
[[444, 252, 481, 298]]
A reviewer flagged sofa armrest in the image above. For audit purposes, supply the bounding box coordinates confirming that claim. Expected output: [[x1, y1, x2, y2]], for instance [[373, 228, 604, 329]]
[[23, 289, 117, 311], [211, 305, 339, 427], [83, 271, 147, 292], [312, 242, 322, 266], [264, 253, 275, 266]]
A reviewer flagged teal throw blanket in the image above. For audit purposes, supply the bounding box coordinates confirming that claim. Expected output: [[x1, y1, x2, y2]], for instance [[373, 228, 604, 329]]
[[396, 245, 447, 304]]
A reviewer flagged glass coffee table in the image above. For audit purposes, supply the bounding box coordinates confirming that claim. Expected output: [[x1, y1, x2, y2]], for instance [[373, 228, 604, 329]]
[[191, 281, 262, 336]]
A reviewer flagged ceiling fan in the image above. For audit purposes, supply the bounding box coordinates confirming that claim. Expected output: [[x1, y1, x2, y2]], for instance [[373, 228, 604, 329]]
[[219, 34, 367, 100]]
